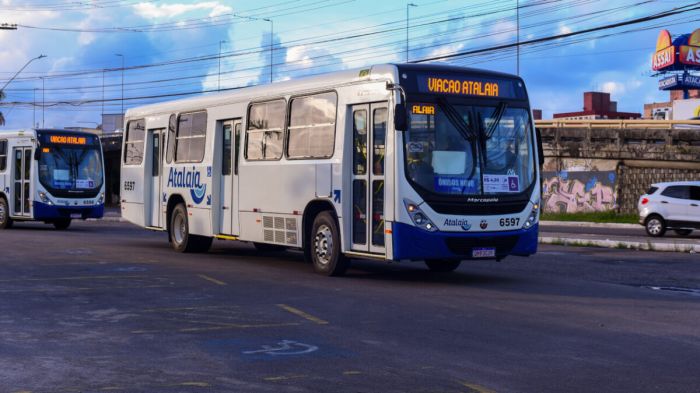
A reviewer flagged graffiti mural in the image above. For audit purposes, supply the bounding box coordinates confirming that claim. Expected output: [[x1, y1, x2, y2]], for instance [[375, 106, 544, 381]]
[[542, 170, 617, 213]]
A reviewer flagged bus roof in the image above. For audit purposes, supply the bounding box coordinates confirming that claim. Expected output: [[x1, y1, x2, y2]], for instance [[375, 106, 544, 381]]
[[125, 63, 523, 119], [0, 129, 100, 139]]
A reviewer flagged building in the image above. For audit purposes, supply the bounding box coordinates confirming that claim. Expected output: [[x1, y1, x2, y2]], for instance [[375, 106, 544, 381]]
[[643, 89, 700, 119], [553, 92, 641, 120], [532, 109, 542, 120]]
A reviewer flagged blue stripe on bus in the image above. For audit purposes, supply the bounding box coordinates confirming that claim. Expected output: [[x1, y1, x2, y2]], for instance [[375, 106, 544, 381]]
[[391, 222, 538, 261], [33, 201, 104, 220]]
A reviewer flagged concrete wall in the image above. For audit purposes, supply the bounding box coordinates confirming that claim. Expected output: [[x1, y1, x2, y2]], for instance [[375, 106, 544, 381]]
[[538, 121, 700, 213]]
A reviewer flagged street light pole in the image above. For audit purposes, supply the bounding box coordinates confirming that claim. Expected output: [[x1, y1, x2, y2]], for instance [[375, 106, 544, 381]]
[[263, 18, 273, 83], [115, 54, 124, 115], [218, 40, 227, 91], [41, 77, 45, 128], [406, 3, 417, 63], [33, 88, 36, 127], [0, 54, 46, 94]]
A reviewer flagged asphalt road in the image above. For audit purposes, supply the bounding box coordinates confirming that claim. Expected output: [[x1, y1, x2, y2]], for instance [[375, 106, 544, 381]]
[[0, 220, 699, 393]]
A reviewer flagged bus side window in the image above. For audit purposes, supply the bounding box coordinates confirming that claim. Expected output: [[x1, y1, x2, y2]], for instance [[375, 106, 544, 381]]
[[246, 100, 285, 161], [222, 124, 232, 176], [166, 114, 176, 164], [0, 140, 6, 171], [373, 108, 387, 175], [287, 92, 337, 159], [234, 122, 241, 175], [124, 119, 145, 165]]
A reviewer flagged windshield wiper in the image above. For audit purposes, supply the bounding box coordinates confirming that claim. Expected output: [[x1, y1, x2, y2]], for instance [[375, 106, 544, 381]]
[[483, 102, 508, 139], [436, 97, 479, 180]]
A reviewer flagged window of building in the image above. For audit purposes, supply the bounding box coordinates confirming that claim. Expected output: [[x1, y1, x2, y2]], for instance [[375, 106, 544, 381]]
[[246, 99, 285, 161], [287, 92, 337, 159], [175, 111, 207, 163], [0, 140, 6, 171], [124, 119, 145, 165]]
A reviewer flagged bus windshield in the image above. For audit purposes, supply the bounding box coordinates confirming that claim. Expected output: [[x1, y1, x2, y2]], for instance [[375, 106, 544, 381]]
[[405, 101, 534, 197], [38, 143, 103, 197]]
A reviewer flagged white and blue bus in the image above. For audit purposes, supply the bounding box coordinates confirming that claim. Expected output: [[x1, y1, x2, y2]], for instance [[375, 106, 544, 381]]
[[121, 64, 543, 275], [0, 129, 105, 230]]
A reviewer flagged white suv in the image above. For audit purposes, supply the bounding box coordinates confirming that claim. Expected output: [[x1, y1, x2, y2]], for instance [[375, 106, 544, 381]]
[[638, 181, 700, 237]]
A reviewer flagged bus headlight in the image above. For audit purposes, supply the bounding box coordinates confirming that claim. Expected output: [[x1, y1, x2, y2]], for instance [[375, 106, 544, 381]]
[[522, 200, 540, 229], [404, 199, 438, 232], [38, 191, 53, 205], [98, 193, 105, 204]]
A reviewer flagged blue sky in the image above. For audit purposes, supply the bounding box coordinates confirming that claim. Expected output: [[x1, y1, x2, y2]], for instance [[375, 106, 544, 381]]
[[0, 0, 698, 129]]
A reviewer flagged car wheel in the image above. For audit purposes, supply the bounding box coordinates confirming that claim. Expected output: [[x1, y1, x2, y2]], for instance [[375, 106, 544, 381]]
[[310, 211, 349, 276], [425, 259, 461, 272], [170, 203, 212, 253], [53, 218, 72, 230], [0, 197, 13, 229], [645, 215, 666, 237], [673, 229, 693, 236]]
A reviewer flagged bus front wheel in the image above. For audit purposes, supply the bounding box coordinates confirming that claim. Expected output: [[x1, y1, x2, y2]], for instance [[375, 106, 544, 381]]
[[53, 219, 71, 230], [0, 197, 12, 229], [170, 203, 212, 253], [425, 259, 461, 272], [310, 211, 349, 276]]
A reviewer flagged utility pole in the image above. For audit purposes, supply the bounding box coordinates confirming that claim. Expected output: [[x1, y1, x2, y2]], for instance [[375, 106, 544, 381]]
[[406, 3, 417, 62], [218, 40, 226, 91], [41, 77, 45, 128], [115, 54, 124, 116], [516, 0, 520, 76], [101, 70, 105, 118], [263, 18, 273, 83], [33, 88, 36, 127]]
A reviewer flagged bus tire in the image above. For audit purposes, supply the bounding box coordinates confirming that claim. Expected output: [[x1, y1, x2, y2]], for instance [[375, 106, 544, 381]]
[[169, 203, 212, 253], [425, 259, 461, 272], [53, 218, 72, 230], [0, 196, 12, 229], [310, 211, 349, 276]]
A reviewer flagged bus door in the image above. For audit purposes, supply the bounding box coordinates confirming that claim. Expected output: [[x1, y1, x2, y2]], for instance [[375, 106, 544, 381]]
[[13, 147, 32, 217], [219, 119, 241, 235], [350, 103, 388, 254], [148, 128, 165, 228]]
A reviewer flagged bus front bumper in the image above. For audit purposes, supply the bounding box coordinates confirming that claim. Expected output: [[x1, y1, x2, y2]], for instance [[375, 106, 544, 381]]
[[391, 222, 538, 261], [33, 201, 104, 221]]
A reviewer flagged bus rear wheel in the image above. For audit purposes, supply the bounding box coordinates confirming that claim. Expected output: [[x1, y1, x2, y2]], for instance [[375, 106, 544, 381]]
[[53, 218, 72, 230], [310, 211, 349, 276], [170, 203, 212, 253], [0, 197, 12, 229], [425, 259, 461, 272]]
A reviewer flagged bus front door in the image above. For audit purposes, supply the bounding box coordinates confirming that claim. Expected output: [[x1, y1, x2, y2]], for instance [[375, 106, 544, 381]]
[[350, 103, 387, 254], [148, 128, 165, 228], [13, 147, 32, 217], [219, 119, 241, 236]]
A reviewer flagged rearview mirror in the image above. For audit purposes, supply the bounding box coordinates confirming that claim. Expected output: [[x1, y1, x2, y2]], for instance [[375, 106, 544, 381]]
[[535, 128, 545, 167], [394, 103, 408, 131]]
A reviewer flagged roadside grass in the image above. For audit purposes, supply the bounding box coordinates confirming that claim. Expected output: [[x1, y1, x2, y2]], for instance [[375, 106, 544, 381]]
[[541, 211, 638, 224]]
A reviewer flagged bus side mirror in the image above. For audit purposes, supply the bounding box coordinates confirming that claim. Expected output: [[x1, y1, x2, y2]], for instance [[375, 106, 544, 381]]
[[535, 128, 545, 167], [394, 103, 408, 131]]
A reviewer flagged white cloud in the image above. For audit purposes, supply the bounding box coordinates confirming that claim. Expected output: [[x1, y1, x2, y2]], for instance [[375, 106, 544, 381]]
[[600, 81, 625, 95], [558, 24, 572, 35], [133, 2, 232, 19], [490, 20, 517, 44]]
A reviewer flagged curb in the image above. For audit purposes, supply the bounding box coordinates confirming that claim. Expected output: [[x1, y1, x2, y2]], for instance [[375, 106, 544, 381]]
[[88, 217, 125, 223], [540, 236, 699, 253], [540, 220, 640, 229]]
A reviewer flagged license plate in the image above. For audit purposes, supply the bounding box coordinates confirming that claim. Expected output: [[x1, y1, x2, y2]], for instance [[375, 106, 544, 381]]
[[472, 247, 496, 258], [70, 213, 82, 219]]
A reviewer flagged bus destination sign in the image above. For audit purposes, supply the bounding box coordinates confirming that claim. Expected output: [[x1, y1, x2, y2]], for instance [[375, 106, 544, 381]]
[[416, 74, 522, 99], [49, 135, 88, 145]]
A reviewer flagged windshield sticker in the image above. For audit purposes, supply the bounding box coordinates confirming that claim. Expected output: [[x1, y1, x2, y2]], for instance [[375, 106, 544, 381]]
[[434, 176, 478, 194], [484, 174, 520, 193], [407, 142, 424, 153], [53, 169, 70, 181], [76, 179, 95, 189]]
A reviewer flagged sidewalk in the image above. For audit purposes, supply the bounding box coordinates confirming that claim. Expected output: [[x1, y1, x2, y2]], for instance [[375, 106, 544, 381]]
[[540, 221, 700, 253]]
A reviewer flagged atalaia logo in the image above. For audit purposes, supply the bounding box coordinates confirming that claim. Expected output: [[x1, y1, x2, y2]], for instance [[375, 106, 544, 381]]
[[167, 167, 207, 204]]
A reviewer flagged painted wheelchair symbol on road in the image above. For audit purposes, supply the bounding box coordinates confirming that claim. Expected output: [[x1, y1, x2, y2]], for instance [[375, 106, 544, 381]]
[[242, 340, 318, 356]]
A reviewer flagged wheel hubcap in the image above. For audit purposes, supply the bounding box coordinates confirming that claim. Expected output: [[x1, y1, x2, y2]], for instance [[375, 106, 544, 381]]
[[648, 219, 662, 235], [173, 213, 186, 244], [314, 224, 333, 265]]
